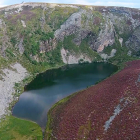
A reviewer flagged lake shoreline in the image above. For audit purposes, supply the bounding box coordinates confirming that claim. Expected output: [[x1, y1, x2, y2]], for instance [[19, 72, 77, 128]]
[[43, 62, 119, 139], [0, 60, 123, 140], [12, 62, 117, 130]]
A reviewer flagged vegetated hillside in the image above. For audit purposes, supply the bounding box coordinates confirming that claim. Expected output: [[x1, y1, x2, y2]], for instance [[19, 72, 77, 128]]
[[46, 60, 140, 139], [0, 2, 140, 72]]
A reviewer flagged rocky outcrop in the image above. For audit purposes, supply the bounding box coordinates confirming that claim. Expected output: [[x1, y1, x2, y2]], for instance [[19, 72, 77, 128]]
[[0, 63, 28, 120], [125, 26, 140, 55], [0, 3, 140, 62], [94, 16, 115, 52], [101, 49, 117, 60], [21, 20, 26, 27], [54, 7, 115, 54], [18, 37, 24, 54], [39, 38, 57, 53], [61, 48, 91, 64], [55, 9, 86, 41], [119, 38, 123, 46]]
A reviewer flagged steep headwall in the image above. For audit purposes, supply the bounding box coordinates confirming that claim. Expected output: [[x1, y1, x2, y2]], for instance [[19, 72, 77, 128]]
[[0, 3, 140, 67]]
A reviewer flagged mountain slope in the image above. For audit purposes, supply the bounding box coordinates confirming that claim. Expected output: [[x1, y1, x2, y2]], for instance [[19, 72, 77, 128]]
[[0, 2, 140, 69]]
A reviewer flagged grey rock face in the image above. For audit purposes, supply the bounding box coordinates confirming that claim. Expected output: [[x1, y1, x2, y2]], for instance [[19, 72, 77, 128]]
[[104, 98, 128, 132], [0, 63, 28, 120], [39, 38, 57, 53], [127, 50, 132, 56], [119, 38, 123, 47], [54, 8, 115, 52], [61, 48, 91, 64], [73, 29, 90, 46], [18, 37, 24, 54], [0, 3, 140, 60], [21, 20, 26, 27], [125, 26, 140, 54], [110, 49, 117, 57], [101, 49, 117, 60], [0, 19, 3, 28], [55, 9, 86, 41], [93, 16, 115, 52]]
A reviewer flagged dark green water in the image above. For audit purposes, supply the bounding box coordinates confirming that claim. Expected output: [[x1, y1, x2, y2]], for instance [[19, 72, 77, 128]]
[[12, 63, 118, 129]]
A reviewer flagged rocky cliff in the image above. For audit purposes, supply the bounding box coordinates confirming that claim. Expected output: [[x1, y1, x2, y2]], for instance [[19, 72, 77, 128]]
[[0, 2, 140, 68]]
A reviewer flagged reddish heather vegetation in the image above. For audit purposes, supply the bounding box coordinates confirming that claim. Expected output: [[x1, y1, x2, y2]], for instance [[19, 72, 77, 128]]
[[7, 10, 36, 25], [93, 17, 101, 25], [47, 60, 140, 140]]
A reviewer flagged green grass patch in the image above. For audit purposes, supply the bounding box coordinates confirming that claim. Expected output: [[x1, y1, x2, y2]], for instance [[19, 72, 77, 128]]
[[79, 38, 101, 61], [0, 116, 43, 140], [63, 35, 80, 54]]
